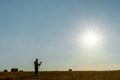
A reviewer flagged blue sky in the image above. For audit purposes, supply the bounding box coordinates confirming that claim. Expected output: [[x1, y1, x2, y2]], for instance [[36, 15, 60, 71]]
[[0, 0, 120, 71]]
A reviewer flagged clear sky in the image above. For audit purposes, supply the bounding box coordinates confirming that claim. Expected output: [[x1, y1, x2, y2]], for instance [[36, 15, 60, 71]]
[[0, 0, 120, 71]]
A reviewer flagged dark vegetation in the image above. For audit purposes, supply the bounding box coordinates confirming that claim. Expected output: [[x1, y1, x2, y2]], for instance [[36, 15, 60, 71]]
[[11, 68, 18, 72]]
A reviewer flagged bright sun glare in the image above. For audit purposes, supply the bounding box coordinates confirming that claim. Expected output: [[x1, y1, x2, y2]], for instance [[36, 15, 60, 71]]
[[83, 31, 99, 47], [85, 33, 98, 46]]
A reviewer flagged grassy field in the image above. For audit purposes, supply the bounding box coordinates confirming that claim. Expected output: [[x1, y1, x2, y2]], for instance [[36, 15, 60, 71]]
[[0, 71, 120, 80]]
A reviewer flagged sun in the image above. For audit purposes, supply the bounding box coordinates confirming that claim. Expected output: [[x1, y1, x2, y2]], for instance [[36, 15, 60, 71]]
[[78, 29, 102, 48], [84, 32, 99, 46], [85, 33, 98, 45]]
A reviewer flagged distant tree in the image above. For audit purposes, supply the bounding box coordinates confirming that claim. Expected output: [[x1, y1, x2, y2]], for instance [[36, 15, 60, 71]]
[[69, 69, 72, 71], [11, 68, 18, 72], [4, 69, 8, 72]]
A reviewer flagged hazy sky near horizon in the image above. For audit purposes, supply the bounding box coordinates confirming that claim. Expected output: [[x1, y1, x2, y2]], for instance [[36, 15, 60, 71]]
[[0, 0, 120, 71]]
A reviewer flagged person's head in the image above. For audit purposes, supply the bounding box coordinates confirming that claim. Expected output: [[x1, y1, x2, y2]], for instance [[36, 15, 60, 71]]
[[36, 58, 38, 62]]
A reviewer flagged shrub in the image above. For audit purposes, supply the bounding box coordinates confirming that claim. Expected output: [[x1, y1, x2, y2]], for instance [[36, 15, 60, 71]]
[[11, 68, 18, 72], [19, 70, 23, 72], [69, 69, 72, 71], [4, 69, 8, 72]]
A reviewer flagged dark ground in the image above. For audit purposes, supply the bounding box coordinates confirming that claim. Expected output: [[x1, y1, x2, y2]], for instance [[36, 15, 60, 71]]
[[0, 71, 120, 80]]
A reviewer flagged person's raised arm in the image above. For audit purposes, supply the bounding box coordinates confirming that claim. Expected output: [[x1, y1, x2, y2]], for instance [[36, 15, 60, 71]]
[[39, 61, 42, 66]]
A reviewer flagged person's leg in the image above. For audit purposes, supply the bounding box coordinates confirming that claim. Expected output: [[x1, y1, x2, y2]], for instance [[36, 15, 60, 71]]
[[35, 67, 38, 76], [35, 71, 36, 75]]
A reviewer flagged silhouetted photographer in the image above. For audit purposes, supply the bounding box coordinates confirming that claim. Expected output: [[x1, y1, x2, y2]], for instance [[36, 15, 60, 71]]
[[34, 59, 42, 76]]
